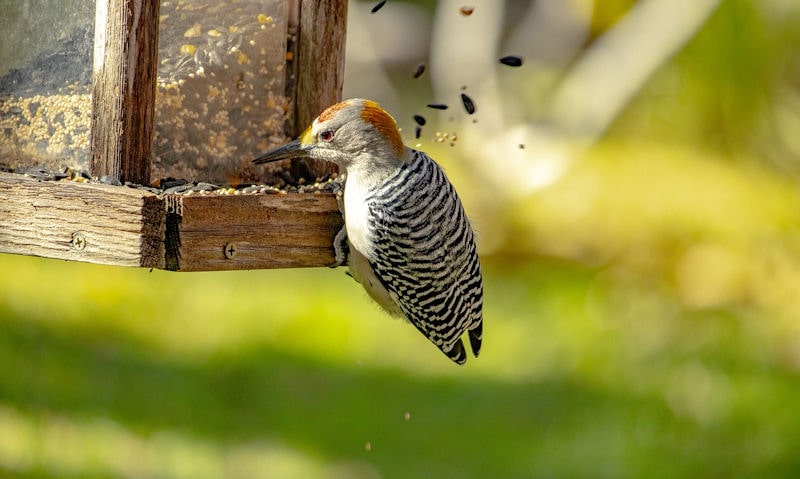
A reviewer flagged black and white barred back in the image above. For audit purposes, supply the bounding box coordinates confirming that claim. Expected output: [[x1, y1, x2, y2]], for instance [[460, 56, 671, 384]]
[[365, 150, 483, 364]]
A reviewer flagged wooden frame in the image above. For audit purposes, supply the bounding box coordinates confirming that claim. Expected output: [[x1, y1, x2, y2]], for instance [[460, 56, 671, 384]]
[[0, 171, 342, 271], [91, 0, 161, 185], [0, 0, 347, 271]]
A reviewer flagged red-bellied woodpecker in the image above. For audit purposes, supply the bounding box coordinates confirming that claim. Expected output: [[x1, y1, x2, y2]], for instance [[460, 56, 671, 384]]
[[254, 98, 483, 364]]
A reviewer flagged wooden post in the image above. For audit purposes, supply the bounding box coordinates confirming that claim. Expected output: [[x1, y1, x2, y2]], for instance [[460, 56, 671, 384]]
[[293, 0, 348, 132], [287, 0, 348, 179], [90, 0, 161, 185]]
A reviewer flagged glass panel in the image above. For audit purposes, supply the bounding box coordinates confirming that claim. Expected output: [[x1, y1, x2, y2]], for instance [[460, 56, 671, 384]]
[[154, 0, 289, 183], [0, 0, 95, 173]]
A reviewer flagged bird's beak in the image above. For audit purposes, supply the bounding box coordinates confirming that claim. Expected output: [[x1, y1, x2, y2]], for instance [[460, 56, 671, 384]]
[[253, 139, 312, 164]]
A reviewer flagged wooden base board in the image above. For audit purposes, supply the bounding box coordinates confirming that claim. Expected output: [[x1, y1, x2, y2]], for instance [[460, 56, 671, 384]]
[[0, 172, 342, 271]]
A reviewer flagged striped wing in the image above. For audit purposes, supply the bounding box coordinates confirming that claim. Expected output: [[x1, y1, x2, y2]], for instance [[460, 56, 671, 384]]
[[366, 151, 483, 364]]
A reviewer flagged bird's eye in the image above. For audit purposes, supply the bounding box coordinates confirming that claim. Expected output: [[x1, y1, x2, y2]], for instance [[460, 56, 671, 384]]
[[319, 130, 335, 142]]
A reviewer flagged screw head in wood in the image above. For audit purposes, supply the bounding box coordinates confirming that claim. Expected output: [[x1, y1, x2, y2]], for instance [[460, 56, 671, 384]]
[[71, 232, 87, 251], [224, 242, 237, 259]]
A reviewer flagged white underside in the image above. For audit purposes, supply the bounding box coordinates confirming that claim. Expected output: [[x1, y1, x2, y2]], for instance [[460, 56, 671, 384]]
[[347, 245, 403, 317], [342, 171, 373, 257], [343, 168, 404, 318]]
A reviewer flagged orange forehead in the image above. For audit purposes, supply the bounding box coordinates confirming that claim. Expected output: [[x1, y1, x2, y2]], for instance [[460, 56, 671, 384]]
[[317, 101, 349, 123], [360, 100, 404, 156]]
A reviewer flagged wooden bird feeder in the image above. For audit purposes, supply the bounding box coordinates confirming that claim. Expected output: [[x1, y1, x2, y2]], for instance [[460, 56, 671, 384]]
[[0, 0, 346, 271]]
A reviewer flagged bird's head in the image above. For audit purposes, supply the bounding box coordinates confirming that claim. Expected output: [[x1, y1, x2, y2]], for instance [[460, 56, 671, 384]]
[[253, 98, 408, 172]]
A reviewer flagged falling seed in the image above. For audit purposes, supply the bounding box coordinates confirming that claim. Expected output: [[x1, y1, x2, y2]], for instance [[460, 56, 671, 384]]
[[459, 6, 475, 16], [207, 29, 222, 37], [412, 63, 426, 79], [518, 144, 525, 149], [499, 55, 524, 67], [460, 93, 476, 114], [413, 114, 426, 126], [371, 0, 387, 13], [426, 103, 448, 110], [415, 125, 422, 139], [404, 412, 411, 421], [365, 441, 372, 452]]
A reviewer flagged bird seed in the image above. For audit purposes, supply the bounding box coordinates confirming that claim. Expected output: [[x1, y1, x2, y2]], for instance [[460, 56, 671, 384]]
[[371, 1, 387, 14], [412, 63, 426, 79], [460, 93, 476, 114], [499, 55, 523, 67]]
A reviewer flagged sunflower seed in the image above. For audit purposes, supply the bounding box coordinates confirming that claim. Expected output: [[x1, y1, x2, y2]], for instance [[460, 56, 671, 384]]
[[99, 175, 122, 186], [371, 1, 387, 13], [499, 55, 523, 67], [412, 63, 426, 79], [460, 93, 476, 114]]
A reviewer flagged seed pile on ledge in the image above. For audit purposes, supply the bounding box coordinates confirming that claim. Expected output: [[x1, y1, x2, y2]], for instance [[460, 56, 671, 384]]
[[4, 164, 341, 197]]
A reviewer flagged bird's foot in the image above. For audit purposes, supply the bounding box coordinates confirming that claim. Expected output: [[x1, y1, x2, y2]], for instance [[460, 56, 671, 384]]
[[329, 225, 349, 268]]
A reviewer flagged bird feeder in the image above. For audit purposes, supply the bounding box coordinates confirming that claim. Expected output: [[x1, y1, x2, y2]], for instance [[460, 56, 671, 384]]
[[0, 0, 346, 271]]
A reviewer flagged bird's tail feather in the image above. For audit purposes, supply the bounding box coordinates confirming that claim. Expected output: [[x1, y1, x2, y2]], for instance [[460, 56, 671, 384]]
[[468, 322, 482, 357], [445, 339, 468, 365]]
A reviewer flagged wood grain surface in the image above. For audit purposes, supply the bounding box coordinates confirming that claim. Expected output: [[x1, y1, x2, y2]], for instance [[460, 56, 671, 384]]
[[164, 192, 342, 271], [0, 172, 342, 271], [285, 0, 348, 180], [90, 0, 161, 185], [0, 172, 165, 267]]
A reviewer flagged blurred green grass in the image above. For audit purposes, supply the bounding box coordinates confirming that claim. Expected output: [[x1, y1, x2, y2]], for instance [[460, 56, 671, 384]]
[[3, 142, 800, 478]]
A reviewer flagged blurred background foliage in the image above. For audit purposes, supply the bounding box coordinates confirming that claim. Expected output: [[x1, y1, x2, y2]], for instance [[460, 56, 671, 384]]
[[3, 0, 800, 477]]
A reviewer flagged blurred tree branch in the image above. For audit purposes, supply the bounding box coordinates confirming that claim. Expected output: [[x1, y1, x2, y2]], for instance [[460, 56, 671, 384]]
[[548, 0, 722, 138], [429, 0, 721, 196]]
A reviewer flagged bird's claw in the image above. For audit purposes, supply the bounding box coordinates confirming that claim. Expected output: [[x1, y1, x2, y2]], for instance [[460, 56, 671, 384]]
[[329, 225, 349, 268]]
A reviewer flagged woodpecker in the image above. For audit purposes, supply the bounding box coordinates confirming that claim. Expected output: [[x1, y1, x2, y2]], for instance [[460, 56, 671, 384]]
[[254, 98, 483, 364]]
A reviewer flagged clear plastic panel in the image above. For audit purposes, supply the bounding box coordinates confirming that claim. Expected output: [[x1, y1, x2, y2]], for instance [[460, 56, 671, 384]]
[[154, 0, 289, 183], [0, 0, 95, 171]]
